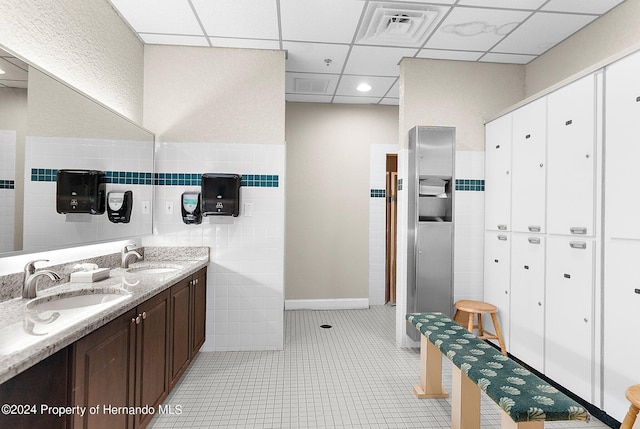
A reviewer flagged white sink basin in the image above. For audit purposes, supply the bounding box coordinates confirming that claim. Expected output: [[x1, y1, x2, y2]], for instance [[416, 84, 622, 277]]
[[27, 291, 129, 311]]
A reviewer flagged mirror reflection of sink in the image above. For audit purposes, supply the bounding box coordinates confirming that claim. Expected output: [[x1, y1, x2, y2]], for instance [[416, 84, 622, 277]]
[[126, 265, 182, 275], [27, 291, 130, 312]]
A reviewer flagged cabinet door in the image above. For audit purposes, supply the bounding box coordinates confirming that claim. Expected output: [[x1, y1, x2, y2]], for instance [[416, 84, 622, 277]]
[[603, 240, 640, 421], [72, 309, 136, 429], [485, 114, 512, 231], [605, 50, 640, 239], [135, 289, 170, 429], [547, 74, 596, 236], [509, 234, 546, 372], [483, 231, 511, 350], [170, 277, 191, 390], [511, 97, 547, 234], [545, 237, 594, 402], [191, 268, 207, 356]]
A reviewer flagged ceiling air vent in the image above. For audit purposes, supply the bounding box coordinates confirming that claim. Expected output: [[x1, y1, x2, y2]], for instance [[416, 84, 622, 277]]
[[293, 77, 331, 94], [357, 2, 442, 47]]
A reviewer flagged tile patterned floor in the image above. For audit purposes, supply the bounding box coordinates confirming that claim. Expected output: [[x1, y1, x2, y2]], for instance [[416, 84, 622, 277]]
[[149, 306, 611, 428]]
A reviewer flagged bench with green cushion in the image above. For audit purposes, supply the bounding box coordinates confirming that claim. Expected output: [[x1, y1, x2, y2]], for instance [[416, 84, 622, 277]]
[[407, 312, 590, 425]]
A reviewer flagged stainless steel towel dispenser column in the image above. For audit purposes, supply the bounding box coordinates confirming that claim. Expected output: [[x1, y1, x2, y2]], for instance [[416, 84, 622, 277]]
[[406, 126, 455, 340]]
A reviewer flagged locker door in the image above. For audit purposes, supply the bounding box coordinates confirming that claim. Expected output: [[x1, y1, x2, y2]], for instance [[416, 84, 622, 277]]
[[509, 234, 546, 372], [547, 74, 596, 236], [511, 97, 547, 234], [545, 237, 594, 402], [483, 231, 511, 350], [605, 50, 640, 239], [485, 114, 512, 232]]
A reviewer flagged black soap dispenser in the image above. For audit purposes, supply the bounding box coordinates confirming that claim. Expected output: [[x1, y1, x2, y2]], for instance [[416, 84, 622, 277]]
[[201, 173, 241, 217], [107, 191, 133, 223], [56, 169, 106, 214], [181, 192, 202, 224]]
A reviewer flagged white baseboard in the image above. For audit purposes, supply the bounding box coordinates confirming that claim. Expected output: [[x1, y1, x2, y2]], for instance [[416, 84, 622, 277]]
[[285, 298, 369, 310]]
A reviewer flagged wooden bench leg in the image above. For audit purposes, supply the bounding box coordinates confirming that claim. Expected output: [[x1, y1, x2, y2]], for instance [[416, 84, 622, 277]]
[[500, 411, 544, 429], [413, 336, 448, 398], [451, 366, 480, 429]]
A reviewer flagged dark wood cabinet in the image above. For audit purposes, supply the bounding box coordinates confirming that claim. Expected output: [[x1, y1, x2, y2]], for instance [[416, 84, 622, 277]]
[[191, 268, 207, 356]]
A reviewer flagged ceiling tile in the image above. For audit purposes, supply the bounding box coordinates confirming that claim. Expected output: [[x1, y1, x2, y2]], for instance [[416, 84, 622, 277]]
[[283, 42, 350, 74], [280, 0, 365, 43], [416, 49, 483, 61], [192, 0, 279, 39], [424, 7, 532, 51], [140, 34, 210, 47], [211, 38, 280, 50], [336, 75, 397, 97], [108, 0, 203, 35], [286, 94, 334, 103], [457, 0, 547, 9], [480, 52, 535, 64], [542, 0, 625, 14], [333, 95, 383, 104], [493, 12, 597, 55], [344, 46, 417, 76], [286, 72, 340, 95], [386, 80, 399, 98]]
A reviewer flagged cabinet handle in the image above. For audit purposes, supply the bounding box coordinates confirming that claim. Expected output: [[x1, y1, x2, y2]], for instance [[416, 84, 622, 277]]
[[538, 302, 542, 306], [528, 237, 541, 244], [570, 227, 587, 235], [496, 144, 500, 149], [497, 235, 507, 241], [528, 225, 541, 232], [141, 312, 147, 320], [132, 317, 137, 325], [539, 163, 544, 168], [494, 259, 499, 263], [135, 315, 141, 325], [564, 274, 571, 279], [584, 318, 588, 323], [565, 119, 573, 126], [498, 224, 507, 231], [505, 290, 508, 295], [569, 241, 587, 249], [525, 134, 531, 139], [635, 289, 640, 295], [524, 265, 530, 270], [636, 96, 640, 102]]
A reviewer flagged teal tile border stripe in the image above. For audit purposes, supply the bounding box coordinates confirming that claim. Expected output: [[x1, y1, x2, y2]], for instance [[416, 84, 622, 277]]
[[0, 179, 15, 189], [370, 189, 386, 198], [30, 169, 280, 188], [455, 178, 484, 191]]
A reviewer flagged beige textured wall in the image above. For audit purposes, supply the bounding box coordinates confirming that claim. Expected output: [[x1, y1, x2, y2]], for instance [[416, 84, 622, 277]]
[[400, 58, 525, 150], [143, 45, 285, 145], [526, 0, 640, 97], [285, 102, 398, 300], [0, 0, 143, 122]]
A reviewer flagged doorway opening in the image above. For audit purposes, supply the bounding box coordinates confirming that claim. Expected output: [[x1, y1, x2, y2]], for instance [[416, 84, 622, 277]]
[[385, 154, 398, 304]]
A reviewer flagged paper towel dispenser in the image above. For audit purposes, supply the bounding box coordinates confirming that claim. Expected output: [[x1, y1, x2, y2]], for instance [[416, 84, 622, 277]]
[[56, 169, 106, 214], [201, 173, 241, 217]]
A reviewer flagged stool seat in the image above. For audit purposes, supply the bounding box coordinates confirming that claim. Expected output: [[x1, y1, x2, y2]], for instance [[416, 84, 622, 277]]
[[621, 385, 640, 429], [453, 299, 507, 356]]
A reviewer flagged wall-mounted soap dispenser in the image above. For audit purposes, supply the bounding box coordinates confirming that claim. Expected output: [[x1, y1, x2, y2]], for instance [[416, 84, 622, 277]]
[[201, 173, 241, 217], [181, 192, 202, 224], [56, 170, 106, 214], [107, 191, 133, 223]]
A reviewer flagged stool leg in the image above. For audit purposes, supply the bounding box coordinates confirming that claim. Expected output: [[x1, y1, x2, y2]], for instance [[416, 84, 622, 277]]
[[477, 313, 484, 337], [620, 404, 639, 429], [490, 313, 508, 356], [467, 312, 475, 334]]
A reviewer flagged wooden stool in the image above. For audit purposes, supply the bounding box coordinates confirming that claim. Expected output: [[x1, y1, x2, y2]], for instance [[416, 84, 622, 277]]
[[453, 300, 507, 356], [621, 385, 640, 429]]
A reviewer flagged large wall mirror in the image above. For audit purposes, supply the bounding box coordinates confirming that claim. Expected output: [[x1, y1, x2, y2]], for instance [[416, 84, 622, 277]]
[[0, 46, 154, 256]]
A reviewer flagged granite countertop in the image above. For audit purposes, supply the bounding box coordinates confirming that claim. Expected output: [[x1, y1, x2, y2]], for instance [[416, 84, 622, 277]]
[[0, 254, 209, 385]]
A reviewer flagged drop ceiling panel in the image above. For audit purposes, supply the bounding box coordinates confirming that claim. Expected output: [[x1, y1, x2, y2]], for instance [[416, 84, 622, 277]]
[[192, 0, 280, 39], [286, 94, 334, 103], [344, 46, 417, 76], [481, 52, 535, 64], [280, 0, 365, 43], [333, 95, 383, 104], [493, 12, 597, 55], [336, 75, 397, 97], [283, 42, 350, 74], [457, 0, 547, 9], [140, 34, 209, 47], [386, 80, 399, 98], [542, 0, 625, 14], [424, 7, 532, 51], [417, 48, 483, 61], [210, 38, 280, 50], [109, 0, 203, 35]]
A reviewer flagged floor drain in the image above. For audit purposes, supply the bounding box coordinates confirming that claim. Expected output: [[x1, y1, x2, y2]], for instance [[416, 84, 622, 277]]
[[320, 324, 332, 329]]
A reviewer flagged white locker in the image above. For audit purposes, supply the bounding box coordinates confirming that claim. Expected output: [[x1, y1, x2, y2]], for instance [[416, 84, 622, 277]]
[[602, 239, 640, 422], [511, 97, 547, 234], [509, 234, 546, 373], [547, 74, 596, 236], [605, 50, 640, 239], [483, 231, 511, 350], [485, 114, 512, 232], [545, 236, 594, 402]]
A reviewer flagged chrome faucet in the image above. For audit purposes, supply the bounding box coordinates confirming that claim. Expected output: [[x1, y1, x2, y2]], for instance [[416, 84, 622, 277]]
[[121, 244, 142, 268], [23, 259, 62, 299]]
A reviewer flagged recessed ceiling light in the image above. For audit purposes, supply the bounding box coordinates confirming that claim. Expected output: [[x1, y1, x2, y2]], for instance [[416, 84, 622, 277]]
[[0, 69, 5, 75], [357, 83, 372, 92]]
